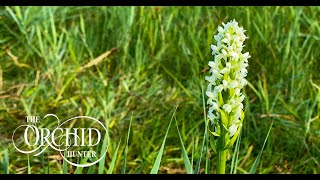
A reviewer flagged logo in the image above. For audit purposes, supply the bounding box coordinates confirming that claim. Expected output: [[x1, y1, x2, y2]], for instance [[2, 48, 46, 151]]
[[12, 114, 108, 167]]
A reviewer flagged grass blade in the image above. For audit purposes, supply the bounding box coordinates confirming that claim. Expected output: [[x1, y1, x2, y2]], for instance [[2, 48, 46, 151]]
[[74, 156, 89, 174], [0, 149, 9, 174], [62, 151, 68, 174], [202, 83, 210, 174], [249, 119, 274, 174], [135, 160, 143, 174], [98, 134, 108, 174], [47, 151, 50, 173], [191, 136, 195, 169], [230, 131, 242, 174], [39, 146, 45, 174], [175, 117, 193, 174], [205, 130, 210, 174], [4, 149, 9, 174], [27, 154, 30, 174], [194, 131, 206, 174], [150, 106, 177, 174], [107, 139, 122, 174], [121, 112, 133, 174], [87, 165, 95, 174], [159, 63, 192, 98], [194, 83, 208, 174], [5, 7, 25, 35]]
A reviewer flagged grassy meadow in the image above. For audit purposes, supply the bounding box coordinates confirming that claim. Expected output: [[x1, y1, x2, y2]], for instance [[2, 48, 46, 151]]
[[0, 6, 320, 174]]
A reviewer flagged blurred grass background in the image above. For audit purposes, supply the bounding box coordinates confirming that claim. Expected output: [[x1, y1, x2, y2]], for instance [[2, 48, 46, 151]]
[[0, 6, 319, 174]]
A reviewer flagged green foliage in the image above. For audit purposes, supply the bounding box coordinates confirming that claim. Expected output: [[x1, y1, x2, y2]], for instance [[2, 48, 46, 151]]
[[249, 120, 274, 174], [150, 107, 177, 174], [0, 6, 319, 174]]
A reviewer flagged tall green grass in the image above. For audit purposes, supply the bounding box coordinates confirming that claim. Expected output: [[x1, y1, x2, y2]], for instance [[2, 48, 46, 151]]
[[0, 6, 319, 174]]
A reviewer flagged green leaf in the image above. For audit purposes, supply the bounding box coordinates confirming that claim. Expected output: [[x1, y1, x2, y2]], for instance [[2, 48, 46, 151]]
[[159, 63, 192, 98], [87, 165, 95, 174], [5, 7, 26, 35], [47, 151, 50, 173], [205, 133, 210, 174], [218, 92, 224, 105], [175, 117, 193, 174], [40, 147, 45, 174], [150, 106, 177, 174], [191, 137, 195, 167], [62, 151, 68, 174], [74, 156, 90, 174], [194, 83, 208, 174], [134, 160, 144, 174], [2, 149, 9, 174], [194, 130, 206, 174], [55, 71, 78, 104], [209, 129, 220, 137], [27, 154, 30, 174], [107, 139, 122, 174], [249, 119, 274, 174], [220, 109, 229, 126], [98, 134, 108, 174], [209, 135, 217, 153], [240, 110, 245, 121], [230, 131, 241, 174], [24, 86, 38, 98], [49, 9, 57, 46], [121, 112, 133, 174], [80, 14, 86, 35], [228, 114, 234, 127], [226, 125, 242, 149]]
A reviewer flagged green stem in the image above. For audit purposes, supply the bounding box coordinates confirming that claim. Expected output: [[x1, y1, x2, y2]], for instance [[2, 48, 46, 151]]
[[217, 127, 226, 174], [217, 148, 226, 174]]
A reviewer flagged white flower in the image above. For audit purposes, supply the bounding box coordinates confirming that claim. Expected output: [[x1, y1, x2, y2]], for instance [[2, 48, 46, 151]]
[[221, 49, 227, 56], [234, 88, 240, 95], [220, 67, 230, 74], [222, 104, 232, 113], [220, 62, 231, 74], [228, 80, 238, 89], [214, 85, 224, 93], [211, 102, 220, 110], [210, 68, 223, 79], [218, 26, 224, 33], [229, 123, 238, 137], [208, 112, 220, 121], [222, 80, 228, 89], [222, 33, 231, 45], [205, 75, 216, 85], [239, 94, 245, 102], [208, 106, 220, 121], [240, 68, 248, 77], [230, 51, 239, 60], [240, 78, 247, 86], [207, 84, 212, 92], [205, 19, 250, 138], [210, 45, 219, 55], [206, 91, 215, 99], [208, 61, 218, 68], [214, 34, 221, 42]]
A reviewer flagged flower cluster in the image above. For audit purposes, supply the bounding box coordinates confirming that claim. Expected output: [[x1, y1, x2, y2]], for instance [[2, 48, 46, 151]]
[[206, 19, 250, 137]]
